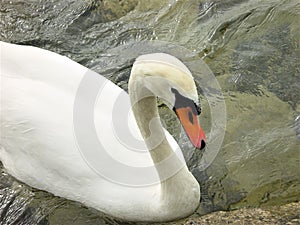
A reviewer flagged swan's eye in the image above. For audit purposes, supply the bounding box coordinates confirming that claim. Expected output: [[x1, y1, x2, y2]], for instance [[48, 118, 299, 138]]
[[194, 102, 201, 115]]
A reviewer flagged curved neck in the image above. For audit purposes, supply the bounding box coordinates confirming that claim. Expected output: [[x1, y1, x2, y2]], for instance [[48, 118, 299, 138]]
[[129, 78, 200, 220], [131, 94, 173, 164], [129, 80, 175, 167]]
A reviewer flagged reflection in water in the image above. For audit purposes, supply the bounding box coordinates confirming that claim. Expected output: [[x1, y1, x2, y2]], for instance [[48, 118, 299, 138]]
[[0, 0, 299, 224]]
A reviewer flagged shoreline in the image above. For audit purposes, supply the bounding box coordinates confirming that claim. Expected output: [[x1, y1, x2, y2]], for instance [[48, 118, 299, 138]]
[[176, 202, 300, 225]]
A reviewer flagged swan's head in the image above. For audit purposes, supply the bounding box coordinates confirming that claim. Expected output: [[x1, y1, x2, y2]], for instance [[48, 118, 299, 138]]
[[129, 53, 206, 150]]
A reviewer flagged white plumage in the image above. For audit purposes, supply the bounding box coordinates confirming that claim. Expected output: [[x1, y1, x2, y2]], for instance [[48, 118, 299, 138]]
[[0, 41, 204, 222]]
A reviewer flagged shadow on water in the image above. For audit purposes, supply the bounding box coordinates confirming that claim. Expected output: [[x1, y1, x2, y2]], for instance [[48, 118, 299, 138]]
[[0, 0, 299, 224]]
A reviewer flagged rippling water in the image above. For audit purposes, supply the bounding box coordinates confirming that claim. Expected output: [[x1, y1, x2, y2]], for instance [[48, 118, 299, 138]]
[[0, 0, 299, 224]]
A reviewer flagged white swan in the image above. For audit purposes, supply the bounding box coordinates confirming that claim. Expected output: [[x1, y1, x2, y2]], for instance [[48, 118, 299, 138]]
[[0, 41, 206, 222]]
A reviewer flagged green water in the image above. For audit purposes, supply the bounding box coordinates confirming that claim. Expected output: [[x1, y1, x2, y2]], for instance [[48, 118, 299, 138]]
[[0, 0, 299, 224]]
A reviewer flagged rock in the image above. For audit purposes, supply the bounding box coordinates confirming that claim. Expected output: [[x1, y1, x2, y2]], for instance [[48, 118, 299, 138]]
[[174, 202, 300, 225]]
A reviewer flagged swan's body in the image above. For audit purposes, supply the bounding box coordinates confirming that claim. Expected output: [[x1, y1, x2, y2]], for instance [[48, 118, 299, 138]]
[[0, 41, 205, 222]]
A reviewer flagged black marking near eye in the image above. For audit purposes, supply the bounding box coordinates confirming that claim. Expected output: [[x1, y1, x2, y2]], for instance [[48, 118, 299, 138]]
[[188, 111, 194, 124], [171, 88, 201, 115], [194, 102, 201, 115]]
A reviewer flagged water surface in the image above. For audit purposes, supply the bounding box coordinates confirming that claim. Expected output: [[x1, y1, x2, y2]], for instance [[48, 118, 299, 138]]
[[0, 0, 299, 224]]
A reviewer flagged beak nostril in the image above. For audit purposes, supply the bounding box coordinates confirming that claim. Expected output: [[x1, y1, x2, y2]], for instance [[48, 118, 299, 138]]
[[200, 140, 206, 150]]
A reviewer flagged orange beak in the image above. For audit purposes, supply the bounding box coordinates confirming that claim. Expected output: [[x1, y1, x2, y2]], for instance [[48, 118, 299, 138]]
[[174, 107, 206, 149]]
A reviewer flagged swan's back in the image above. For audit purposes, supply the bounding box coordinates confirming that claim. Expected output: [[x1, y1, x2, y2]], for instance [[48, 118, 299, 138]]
[[1, 41, 106, 197]]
